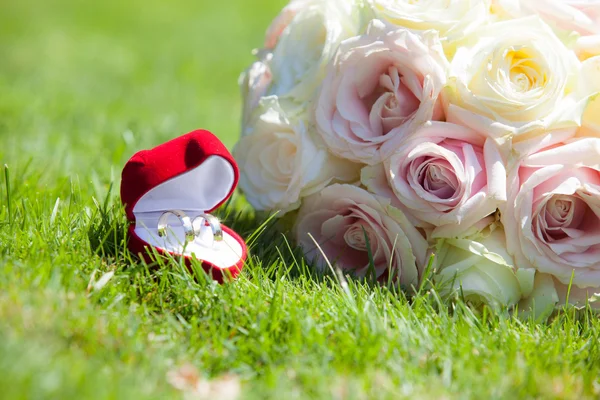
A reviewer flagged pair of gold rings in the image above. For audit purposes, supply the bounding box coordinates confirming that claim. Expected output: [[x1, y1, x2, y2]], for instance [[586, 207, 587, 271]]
[[157, 210, 223, 248]]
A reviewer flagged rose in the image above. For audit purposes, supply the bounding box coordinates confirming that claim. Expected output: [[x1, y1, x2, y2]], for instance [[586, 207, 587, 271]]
[[233, 97, 359, 213], [362, 122, 507, 238], [262, 0, 361, 103], [554, 279, 600, 310], [445, 17, 597, 152], [492, 0, 600, 59], [239, 55, 272, 131], [264, 0, 315, 49], [517, 273, 559, 320], [264, 0, 363, 50], [493, 0, 600, 35], [578, 58, 600, 138], [433, 226, 534, 309], [575, 35, 600, 61], [519, 272, 600, 320], [502, 138, 600, 289], [535, 0, 600, 60], [579, 88, 600, 138], [368, 0, 491, 40], [294, 184, 429, 287], [447, 17, 585, 131], [316, 19, 448, 165], [240, 0, 361, 127]]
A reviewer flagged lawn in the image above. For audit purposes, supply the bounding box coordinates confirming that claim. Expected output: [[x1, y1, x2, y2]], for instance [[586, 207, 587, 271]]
[[1, 0, 600, 399]]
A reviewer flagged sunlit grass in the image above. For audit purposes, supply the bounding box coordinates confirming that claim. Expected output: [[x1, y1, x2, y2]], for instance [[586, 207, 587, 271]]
[[1, 0, 599, 398]]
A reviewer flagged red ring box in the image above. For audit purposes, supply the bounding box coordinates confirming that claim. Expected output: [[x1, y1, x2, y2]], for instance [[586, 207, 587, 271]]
[[120, 130, 247, 282]]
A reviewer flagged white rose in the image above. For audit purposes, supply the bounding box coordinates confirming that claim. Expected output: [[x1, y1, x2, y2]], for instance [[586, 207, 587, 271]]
[[519, 272, 600, 320], [445, 17, 599, 154], [516, 273, 559, 320], [434, 227, 534, 310], [265, 0, 362, 103], [233, 97, 359, 213], [368, 0, 491, 40]]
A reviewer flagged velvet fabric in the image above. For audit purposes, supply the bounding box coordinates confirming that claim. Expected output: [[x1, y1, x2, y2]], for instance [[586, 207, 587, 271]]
[[120, 129, 247, 282]]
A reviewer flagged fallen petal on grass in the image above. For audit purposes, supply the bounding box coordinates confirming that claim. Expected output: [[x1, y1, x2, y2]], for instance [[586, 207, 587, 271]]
[[167, 364, 241, 400], [93, 270, 115, 292]]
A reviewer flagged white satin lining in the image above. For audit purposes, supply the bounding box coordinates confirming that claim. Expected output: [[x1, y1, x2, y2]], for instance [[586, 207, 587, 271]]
[[132, 156, 235, 214]]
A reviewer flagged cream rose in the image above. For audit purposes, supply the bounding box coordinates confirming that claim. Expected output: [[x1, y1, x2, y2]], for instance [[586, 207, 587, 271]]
[[294, 184, 429, 287], [316, 19, 448, 165], [239, 56, 272, 131], [368, 0, 491, 40], [445, 17, 597, 150], [433, 227, 534, 310], [263, 0, 361, 103], [503, 138, 600, 289], [579, 83, 600, 138], [575, 35, 600, 61], [234, 97, 359, 213], [362, 122, 506, 238], [264, 0, 315, 49]]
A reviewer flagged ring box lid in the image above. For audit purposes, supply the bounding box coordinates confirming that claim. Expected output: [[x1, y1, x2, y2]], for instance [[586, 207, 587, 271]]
[[120, 129, 239, 221]]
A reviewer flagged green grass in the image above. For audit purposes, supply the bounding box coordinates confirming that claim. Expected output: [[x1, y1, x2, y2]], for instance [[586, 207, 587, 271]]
[[1, 0, 600, 398]]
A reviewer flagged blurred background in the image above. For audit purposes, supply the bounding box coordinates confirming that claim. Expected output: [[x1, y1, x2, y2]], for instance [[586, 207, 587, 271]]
[[0, 0, 284, 185]]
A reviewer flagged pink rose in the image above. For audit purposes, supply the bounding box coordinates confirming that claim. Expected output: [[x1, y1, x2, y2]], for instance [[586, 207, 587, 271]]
[[294, 184, 430, 287], [316, 19, 448, 165], [570, 0, 600, 34], [503, 138, 600, 289], [497, 0, 600, 35], [537, 1, 600, 59], [554, 279, 600, 310], [363, 122, 506, 238], [493, 0, 600, 59]]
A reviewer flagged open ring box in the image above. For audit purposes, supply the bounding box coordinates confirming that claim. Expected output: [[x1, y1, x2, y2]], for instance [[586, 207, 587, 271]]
[[120, 129, 247, 282]]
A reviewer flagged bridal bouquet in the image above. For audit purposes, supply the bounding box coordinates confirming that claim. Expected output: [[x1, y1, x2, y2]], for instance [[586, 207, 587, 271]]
[[234, 0, 600, 318]]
